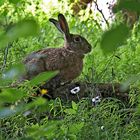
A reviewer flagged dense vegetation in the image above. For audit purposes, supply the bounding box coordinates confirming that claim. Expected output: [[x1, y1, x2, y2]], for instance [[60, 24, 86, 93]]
[[0, 0, 140, 139]]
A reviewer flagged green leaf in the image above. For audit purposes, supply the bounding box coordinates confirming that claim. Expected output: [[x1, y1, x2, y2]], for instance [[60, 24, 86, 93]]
[[72, 101, 78, 111], [64, 108, 76, 115], [0, 63, 25, 86], [69, 122, 84, 134], [29, 71, 58, 86], [26, 98, 46, 110], [0, 104, 25, 119], [100, 24, 130, 54], [26, 124, 40, 134], [0, 88, 25, 104], [0, 19, 40, 48], [0, 107, 18, 119], [0, 0, 5, 6], [120, 74, 140, 91], [26, 120, 61, 139], [0, 98, 47, 119], [117, 0, 140, 13], [8, 0, 22, 4], [7, 19, 39, 40]]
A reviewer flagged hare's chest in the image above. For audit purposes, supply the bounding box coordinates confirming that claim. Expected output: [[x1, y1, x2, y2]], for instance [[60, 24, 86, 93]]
[[60, 59, 83, 81]]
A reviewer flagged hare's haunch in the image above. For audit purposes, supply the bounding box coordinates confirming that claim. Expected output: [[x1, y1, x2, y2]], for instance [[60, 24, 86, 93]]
[[21, 14, 92, 83]]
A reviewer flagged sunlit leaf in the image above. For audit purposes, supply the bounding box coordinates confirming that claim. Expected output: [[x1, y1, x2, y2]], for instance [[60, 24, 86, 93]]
[[0, 0, 5, 6], [0, 19, 40, 48], [72, 101, 78, 111], [30, 71, 58, 86], [0, 88, 25, 103], [64, 108, 76, 115], [8, 0, 22, 4], [100, 24, 130, 54]]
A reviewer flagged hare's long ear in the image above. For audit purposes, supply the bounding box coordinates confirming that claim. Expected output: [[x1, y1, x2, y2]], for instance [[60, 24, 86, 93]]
[[49, 18, 63, 34], [58, 14, 71, 40]]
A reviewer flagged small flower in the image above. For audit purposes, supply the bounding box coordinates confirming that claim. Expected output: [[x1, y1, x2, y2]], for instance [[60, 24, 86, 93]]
[[101, 125, 104, 130], [40, 89, 48, 95], [92, 96, 101, 105], [70, 86, 80, 94]]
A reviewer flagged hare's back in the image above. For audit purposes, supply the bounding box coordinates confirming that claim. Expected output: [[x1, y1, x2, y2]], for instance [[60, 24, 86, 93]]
[[24, 47, 83, 72], [23, 48, 63, 63]]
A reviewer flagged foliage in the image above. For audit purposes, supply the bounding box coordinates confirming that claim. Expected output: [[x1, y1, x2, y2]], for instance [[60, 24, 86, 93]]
[[0, 0, 140, 140], [100, 23, 130, 54]]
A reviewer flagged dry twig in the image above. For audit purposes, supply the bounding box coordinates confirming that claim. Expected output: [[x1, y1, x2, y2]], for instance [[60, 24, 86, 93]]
[[93, 0, 109, 27], [1, 43, 13, 72]]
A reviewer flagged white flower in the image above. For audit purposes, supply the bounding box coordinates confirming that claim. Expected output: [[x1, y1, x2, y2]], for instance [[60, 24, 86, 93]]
[[92, 96, 101, 105], [101, 126, 104, 130], [70, 86, 80, 94]]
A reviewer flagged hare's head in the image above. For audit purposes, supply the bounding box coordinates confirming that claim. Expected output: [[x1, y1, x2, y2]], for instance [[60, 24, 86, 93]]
[[49, 14, 92, 54]]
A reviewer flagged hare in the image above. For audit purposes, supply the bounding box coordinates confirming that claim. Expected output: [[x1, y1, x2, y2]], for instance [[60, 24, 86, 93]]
[[21, 14, 92, 85]]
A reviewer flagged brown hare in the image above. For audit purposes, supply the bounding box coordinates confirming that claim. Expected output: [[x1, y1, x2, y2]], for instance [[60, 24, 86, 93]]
[[21, 14, 92, 85]]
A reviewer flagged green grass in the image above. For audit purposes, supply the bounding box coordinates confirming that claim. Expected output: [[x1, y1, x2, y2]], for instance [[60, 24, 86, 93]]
[[0, 98, 140, 140], [0, 0, 140, 139]]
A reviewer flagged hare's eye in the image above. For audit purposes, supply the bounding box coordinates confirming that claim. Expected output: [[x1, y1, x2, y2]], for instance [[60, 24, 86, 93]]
[[74, 37, 81, 42]]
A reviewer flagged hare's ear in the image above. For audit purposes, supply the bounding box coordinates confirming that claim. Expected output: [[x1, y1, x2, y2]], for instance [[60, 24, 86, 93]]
[[58, 14, 71, 40], [49, 18, 63, 34]]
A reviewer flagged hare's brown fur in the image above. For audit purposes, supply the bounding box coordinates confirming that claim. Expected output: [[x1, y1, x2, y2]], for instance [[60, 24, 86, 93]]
[[23, 48, 83, 81], [21, 14, 92, 84]]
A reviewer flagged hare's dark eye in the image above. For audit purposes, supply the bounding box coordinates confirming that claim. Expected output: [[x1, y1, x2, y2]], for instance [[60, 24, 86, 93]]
[[74, 36, 81, 42]]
